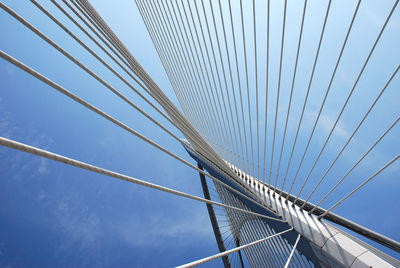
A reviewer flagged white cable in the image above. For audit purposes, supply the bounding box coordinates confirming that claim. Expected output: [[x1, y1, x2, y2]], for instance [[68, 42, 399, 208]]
[[0, 136, 285, 222], [177, 228, 293, 268]]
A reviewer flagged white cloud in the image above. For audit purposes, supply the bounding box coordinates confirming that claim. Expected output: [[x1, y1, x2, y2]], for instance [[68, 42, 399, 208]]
[[5, 65, 15, 76], [364, 7, 384, 29], [37, 158, 48, 174], [115, 208, 214, 248], [37, 191, 47, 200], [0, 98, 16, 139], [318, 114, 349, 139], [364, 4, 400, 30], [53, 201, 103, 251]]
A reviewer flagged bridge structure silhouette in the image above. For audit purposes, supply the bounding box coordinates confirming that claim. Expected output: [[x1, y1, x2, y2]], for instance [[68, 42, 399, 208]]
[[0, 0, 399, 267]]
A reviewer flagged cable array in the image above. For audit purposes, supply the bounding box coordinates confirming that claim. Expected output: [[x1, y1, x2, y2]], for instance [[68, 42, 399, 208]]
[[136, 0, 400, 215], [1, 0, 399, 266]]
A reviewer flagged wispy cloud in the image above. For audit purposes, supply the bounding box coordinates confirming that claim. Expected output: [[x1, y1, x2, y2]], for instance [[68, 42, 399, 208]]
[[364, 4, 400, 30], [37, 158, 48, 174], [303, 111, 349, 140], [37, 191, 47, 201], [5, 65, 15, 76], [53, 200, 103, 253], [48, 193, 213, 254], [0, 96, 54, 180], [318, 114, 349, 139], [0, 98, 16, 139], [115, 208, 213, 249]]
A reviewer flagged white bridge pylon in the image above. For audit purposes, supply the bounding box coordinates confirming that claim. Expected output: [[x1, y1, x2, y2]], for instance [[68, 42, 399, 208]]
[[224, 161, 397, 268]]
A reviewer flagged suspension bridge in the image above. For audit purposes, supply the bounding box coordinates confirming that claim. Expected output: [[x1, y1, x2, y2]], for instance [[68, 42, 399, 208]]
[[0, 0, 399, 267]]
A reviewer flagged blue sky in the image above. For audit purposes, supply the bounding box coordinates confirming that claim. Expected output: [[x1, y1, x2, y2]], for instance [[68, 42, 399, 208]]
[[0, 0, 399, 267]]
